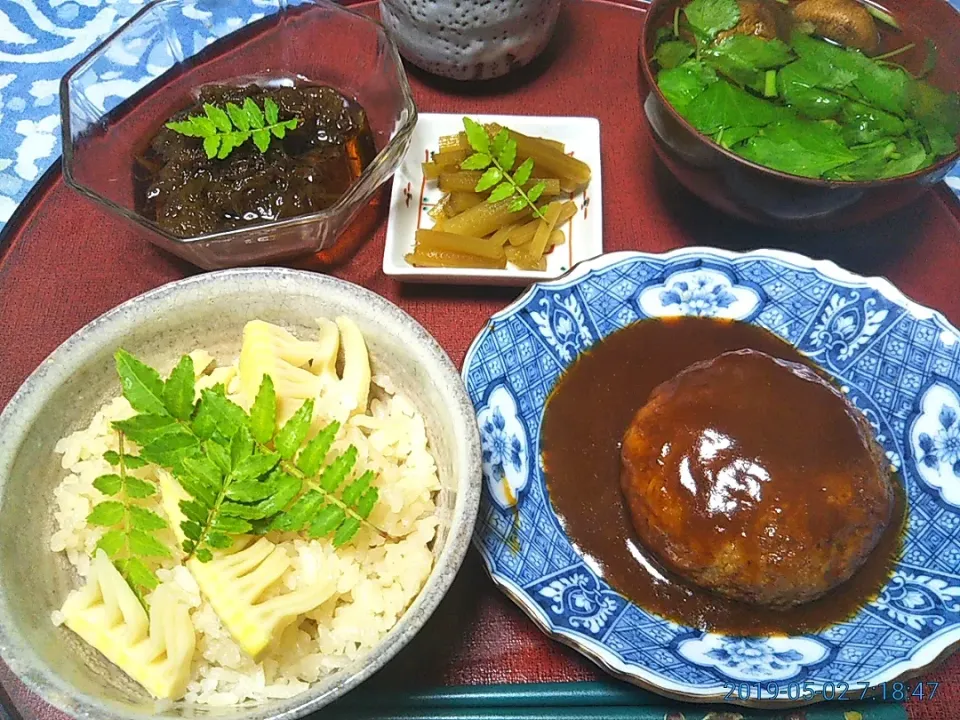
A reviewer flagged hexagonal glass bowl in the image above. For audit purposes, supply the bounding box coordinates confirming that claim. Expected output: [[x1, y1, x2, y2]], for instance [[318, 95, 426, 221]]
[[60, 0, 417, 270]]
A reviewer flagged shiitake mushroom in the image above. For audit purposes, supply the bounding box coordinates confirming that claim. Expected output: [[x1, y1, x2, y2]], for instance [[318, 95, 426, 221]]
[[791, 0, 880, 54]]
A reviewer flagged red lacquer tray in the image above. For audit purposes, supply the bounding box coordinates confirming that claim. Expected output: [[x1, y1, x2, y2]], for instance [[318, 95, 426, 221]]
[[2, 1, 960, 718]]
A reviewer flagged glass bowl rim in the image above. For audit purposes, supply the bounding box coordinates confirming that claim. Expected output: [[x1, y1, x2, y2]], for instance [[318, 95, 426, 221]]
[[58, 0, 418, 245]]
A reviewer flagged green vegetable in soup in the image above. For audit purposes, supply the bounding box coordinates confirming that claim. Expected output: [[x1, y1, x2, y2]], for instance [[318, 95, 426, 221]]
[[651, 0, 960, 181]]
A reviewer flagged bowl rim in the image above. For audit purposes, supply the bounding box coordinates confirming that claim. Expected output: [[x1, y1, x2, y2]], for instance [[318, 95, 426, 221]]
[[638, 0, 960, 189], [58, 0, 418, 245], [0, 267, 481, 720]]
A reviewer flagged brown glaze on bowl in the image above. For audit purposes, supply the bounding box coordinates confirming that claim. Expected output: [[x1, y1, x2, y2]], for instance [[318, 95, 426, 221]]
[[638, 0, 960, 229]]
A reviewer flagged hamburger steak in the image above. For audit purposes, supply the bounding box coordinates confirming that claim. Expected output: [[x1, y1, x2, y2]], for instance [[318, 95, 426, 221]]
[[620, 348, 894, 608]]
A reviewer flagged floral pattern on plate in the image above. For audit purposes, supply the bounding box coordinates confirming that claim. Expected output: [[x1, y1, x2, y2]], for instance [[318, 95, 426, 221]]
[[463, 247, 960, 704]]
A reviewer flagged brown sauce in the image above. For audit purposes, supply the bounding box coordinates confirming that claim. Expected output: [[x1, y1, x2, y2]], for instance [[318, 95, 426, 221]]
[[134, 83, 376, 238], [541, 317, 906, 636]]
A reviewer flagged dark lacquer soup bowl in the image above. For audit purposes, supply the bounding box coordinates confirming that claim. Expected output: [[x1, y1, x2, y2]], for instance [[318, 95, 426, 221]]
[[638, 0, 960, 229]]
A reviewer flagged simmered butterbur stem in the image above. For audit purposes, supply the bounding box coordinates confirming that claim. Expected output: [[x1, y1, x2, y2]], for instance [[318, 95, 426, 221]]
[[415, 229, 507, 260], [405, 247, 508, 269], [440, 196, 532, 237]]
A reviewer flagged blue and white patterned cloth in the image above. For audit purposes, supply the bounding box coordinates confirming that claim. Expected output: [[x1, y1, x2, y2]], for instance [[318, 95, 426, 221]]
[[0, 0, 958, 231]]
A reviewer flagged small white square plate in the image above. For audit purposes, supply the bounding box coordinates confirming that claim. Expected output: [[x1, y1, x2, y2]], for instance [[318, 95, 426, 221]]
[[383, 113, 603, 286]]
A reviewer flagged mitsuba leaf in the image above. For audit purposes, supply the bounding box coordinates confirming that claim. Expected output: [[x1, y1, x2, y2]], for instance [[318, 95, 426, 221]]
[[685, 78, 788, 134], [657, 60, 717, 114], [709, 35, 793, 70], [654, 40, 695, 70], [840, 101, 906, 145], [683, 0, 740, 40], [879, 137, 927, 178], [738, 118, 857, 177]]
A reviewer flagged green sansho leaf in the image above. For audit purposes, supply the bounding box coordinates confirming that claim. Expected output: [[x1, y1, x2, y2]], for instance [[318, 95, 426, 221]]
[[527, 181, 547, 204], [274, 399, 314, 461], [226, 102, 250, 131], [488, 182, 515, 203], [103, 450, 147, 469], [474, 167, 502, 192], [498, 137, 517, 171], [205, 103, 232, 132], [460, 152, 492, 171], [103, 348, 386, 567], [513, 157, 534, 186], [124, 476, 157, 499], [203, 135, 221, 160], [296, 421, 340, 477], [165, 96, 300, 159], [129, 506, 168, 532], [93, 473, 123, 496], [491, 128, 509, 158], [96, 530, 126, 557], [163, 355, 196, 421], [123, 557, 159, 592], [113, 413, 178, 445], [309, 505, 346, 538], [463, 117, 490, 153], [115, 350, 168, 416], [128, 529, 172, 558], [333, 517, 361, 547], [264, 97, 280, 125], [88, 501, 125, 527]]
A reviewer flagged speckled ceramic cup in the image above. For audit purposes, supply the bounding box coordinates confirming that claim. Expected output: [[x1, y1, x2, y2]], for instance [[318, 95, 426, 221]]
[[379, 0, 561, 80], [0, 268, 482, 720]]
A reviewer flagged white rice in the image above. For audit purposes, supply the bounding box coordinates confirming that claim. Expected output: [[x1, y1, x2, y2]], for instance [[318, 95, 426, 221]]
[[50, 358, 441, 706]]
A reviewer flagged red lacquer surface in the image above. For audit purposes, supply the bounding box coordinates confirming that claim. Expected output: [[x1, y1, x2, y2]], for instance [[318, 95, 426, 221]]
[[1, 1, 959, 718]]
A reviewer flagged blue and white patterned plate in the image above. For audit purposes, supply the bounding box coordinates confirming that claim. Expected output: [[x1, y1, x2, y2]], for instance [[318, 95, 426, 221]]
[[462, 248, 960, 706]]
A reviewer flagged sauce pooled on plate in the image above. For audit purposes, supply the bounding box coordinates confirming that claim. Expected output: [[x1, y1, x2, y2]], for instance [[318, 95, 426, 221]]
[[541, 317, 905, 635]]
